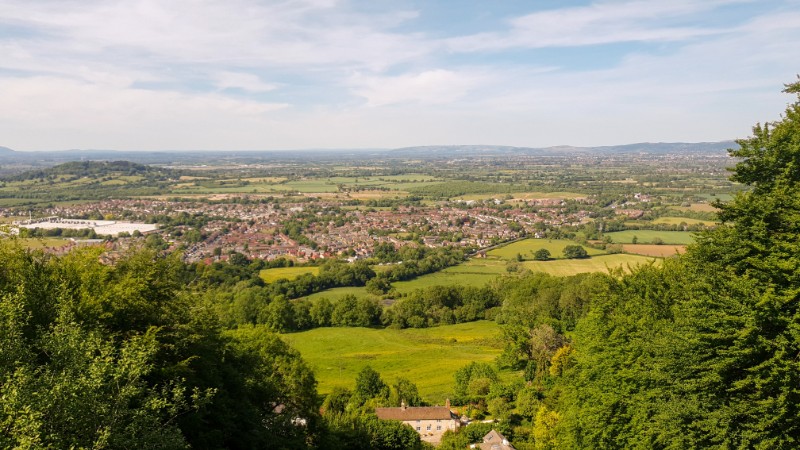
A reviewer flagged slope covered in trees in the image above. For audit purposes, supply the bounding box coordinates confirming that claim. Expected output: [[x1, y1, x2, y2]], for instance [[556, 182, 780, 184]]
[[553, 78, 800, 448], [0, 245, 321, 449]]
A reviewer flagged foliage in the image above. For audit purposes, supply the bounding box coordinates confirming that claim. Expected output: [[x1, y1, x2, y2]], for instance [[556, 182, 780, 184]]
[[532, 248, 551, 261], [453, 362, 499, 404], [561, 245, 588, 259], [555, 79, 800, 449], [354, 366, 389, 401], [0, 243, 320, 449]]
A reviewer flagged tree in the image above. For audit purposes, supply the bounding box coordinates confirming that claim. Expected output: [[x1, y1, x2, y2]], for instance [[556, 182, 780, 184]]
[[557, 79, 800, 448], [355, 366, 389, 401], [533, 248, 551, 261], [453, 362, 498, 403], [562, 245, 588, 259], [366, 276, 392, 295], [389, 378, 422, 407]]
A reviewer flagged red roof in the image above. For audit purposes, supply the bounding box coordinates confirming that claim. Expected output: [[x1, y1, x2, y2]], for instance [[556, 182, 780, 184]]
[[375, 406, 455, 421]]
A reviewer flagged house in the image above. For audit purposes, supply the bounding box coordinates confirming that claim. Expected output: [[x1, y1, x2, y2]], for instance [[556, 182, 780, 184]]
[[374, 400, 460, 444], [472, 429, 515, 450]]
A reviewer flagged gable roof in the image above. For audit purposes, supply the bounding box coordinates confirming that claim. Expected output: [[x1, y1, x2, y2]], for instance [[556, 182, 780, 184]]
[[479, 429, 515, 450], [375, 405, 455, 421]]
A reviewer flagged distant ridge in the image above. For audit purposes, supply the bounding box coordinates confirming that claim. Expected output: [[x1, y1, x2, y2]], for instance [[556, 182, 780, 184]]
[[390, 141, 736, 157], [0, 141, 738, 171]]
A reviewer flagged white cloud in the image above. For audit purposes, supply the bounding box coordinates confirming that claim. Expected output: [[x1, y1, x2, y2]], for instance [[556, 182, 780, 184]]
[[214, 72, 276, 93], [0, 76, 288, 150], [447, 0, 749, 52], [0, 0, 797, 150], [349, 69, 484, 106]]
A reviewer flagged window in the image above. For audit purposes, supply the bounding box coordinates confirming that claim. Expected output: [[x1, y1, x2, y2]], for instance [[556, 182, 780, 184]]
[[416, 426, 420, 431], [426, 424, 431, 431], [437, 425, 442, 431]]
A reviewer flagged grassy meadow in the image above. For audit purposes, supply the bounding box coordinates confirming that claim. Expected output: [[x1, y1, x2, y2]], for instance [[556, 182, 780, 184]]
[[282, 321, 508, 402], [260, 266, 320, 283], [522, 253, 657, 275], [0, 237, 72, 250], [652, 216, 717, 226], [605, 230, 696, 245], [486, 238, 604, 260], [623, 244, 686, 257]]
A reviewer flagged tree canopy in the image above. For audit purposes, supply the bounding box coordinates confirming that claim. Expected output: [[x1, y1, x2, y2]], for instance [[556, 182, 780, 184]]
[[555, 77, 800, 448]]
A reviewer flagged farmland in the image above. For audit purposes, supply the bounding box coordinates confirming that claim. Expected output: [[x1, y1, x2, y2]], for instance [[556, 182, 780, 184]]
[[282, 320, 509, 402], [521, 253, 658, 275], [486, 238, 604, 259], [604, 230, 696, 244], [260, 266, 320, 283]]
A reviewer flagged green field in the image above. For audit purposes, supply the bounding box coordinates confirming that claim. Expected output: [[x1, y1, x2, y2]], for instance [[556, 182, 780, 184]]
[[652, 216, 717, 226], [522, 253, 658, 276], [301, 286, 372, 303], [487, 239, 604, 260], [605, 230, 696, 245], [300, 239, 653, 301], [171, 174, 445, 195], [392, 270, 499, 292], [454, 191, 585, 201], [0, 237, 72, 249], [283, 321, 508, 402], [260, 266, 319, 283]]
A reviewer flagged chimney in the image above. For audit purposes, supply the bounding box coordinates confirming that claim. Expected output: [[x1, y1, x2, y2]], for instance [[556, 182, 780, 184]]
[[401, 400, 406, 410], [445, 398, 450, 409]]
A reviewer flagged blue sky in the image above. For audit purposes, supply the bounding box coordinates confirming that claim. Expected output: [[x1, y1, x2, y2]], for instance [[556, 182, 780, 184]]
[[1, 0, 798, 151]]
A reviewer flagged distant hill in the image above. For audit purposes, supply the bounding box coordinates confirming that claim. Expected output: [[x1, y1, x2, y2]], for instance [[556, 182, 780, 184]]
[[390, 141, 737, 158], [0, 141, 738, 171], [3, 160, 180, 182]]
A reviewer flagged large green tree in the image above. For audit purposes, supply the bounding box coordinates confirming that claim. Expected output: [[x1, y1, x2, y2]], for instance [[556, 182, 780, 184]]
[[558, 78, 800, 448], [0, 243, 321, 449]]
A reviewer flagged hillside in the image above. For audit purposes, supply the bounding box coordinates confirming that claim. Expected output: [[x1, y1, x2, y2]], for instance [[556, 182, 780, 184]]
[[0, 161, 183, 205], [2, 160, 178, 182]]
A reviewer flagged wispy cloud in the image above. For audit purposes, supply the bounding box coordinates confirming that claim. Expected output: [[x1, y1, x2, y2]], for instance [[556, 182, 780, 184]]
[[0, 0, 796, 150], [349, 69, 485, 106], [446, 0, 747, 52]]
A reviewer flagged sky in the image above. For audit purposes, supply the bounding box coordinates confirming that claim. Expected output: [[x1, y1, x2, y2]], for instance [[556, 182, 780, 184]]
[[1, 0, 799, 151]]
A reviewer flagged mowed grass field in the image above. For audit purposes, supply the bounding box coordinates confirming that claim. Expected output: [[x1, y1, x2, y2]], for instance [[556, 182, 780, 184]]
[[623, 244, 686, 257], [282, 321, 507, 402], [522, 253, 657, 275], [301, 238, 665, 301], [605, 230, 696, 245], [259, 266, 319, 283], [487, 239, 604, 259], [0, 237, 73, 249], [652, 217, 717, 226], [673, 203, 719, 213], [392, 270, 499, 292]]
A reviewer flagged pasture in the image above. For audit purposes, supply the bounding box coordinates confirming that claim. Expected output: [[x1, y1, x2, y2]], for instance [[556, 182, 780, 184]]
[[171, 174, 445, 195], [522, 253, 658, 276], [301, 286, 371, 303], [260, 266, 320, 283], [623, 244, 686, 257], [282, 321, 508, 402], [392, 270, 499, 292], [487, 239, 604, 260], [673, 203, 719, 213], [604, 230, 696, 245], [652, 217, 716, 226]]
